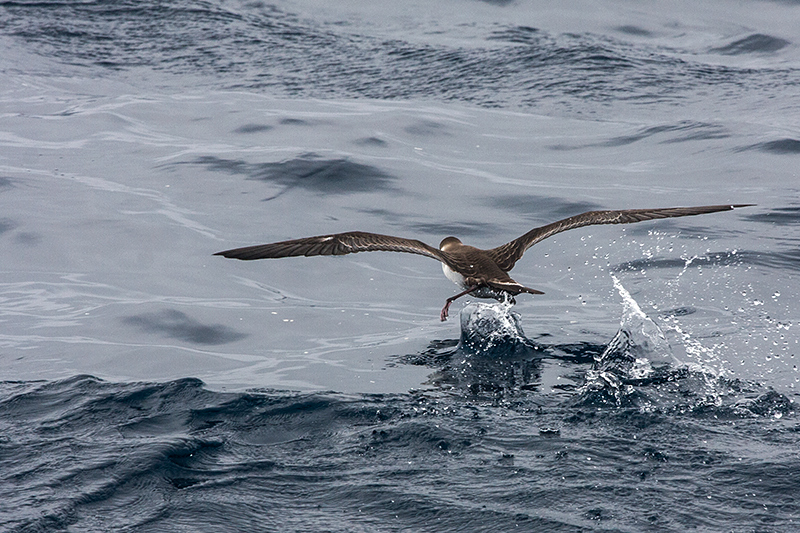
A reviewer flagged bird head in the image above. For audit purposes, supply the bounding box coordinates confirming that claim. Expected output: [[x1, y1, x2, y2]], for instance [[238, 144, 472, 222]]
[[439, 236, 462, 251]]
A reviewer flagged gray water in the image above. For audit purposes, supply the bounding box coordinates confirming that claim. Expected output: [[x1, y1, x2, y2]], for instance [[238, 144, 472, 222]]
[[1, 1, 800, 531]]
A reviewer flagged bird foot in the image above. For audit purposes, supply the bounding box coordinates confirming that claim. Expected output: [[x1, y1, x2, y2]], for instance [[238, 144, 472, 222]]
[[441, 285, 480, 321], [440, 301, 451, 321]]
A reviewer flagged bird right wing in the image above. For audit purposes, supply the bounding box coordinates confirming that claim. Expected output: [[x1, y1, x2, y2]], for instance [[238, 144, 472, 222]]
[[487, 204, 753, 272]]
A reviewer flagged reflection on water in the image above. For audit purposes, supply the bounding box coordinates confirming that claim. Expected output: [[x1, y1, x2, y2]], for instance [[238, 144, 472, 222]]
[[188, 153, 398, 199], [121, 309, 248, 345]]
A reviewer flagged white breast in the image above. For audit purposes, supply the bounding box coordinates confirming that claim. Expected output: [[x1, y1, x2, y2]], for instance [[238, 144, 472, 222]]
[[442, 263, 466, 288]]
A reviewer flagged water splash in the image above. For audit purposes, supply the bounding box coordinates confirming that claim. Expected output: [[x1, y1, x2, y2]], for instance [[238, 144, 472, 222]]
[[579, 276, 677, 405], [598, 276, 677, 372], [458, 300, 530, 356], [404, 300, 543, 397], [574, 276, 787, 413]]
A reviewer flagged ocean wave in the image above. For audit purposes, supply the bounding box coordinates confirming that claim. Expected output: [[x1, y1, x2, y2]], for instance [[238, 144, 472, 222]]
[[2, 1, 796, 115], [1, 370, 796, 532]]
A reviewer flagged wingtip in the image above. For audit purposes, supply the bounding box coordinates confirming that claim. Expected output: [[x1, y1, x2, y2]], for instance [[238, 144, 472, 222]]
[[214, 250, 240, 258]]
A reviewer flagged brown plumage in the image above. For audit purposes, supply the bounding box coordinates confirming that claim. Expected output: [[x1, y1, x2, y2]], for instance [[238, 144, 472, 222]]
[[215, 204, 752, 320]]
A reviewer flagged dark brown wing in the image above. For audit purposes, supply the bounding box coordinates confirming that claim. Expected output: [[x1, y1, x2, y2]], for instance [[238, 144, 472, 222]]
[[215, 231, 451, 264], [487, 204, 753, 272]]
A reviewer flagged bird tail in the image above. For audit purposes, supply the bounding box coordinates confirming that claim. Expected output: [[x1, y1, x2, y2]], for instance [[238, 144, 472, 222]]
[[488, 280, 544, 295], [517, 285, 545, 295]]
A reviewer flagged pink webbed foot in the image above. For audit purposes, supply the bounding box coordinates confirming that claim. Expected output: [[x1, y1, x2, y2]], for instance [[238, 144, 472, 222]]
[[440, 285, 479, 321], [440, 301, 452, 321]]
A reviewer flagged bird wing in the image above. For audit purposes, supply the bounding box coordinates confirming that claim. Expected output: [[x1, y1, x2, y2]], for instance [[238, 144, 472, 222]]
[[215, 231, 452, 265], [487, 204, 753, 272]]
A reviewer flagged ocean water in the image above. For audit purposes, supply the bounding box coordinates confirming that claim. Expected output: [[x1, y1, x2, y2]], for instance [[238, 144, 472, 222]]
[[1, 0, 799, 530]]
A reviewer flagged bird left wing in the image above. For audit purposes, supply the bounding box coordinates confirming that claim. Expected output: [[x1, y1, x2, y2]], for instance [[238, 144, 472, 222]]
[[215, 231, 451, 264]]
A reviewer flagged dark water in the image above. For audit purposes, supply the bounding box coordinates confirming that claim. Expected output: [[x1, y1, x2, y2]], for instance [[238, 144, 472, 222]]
[[2, 367, 797, 531], [2, 301, 798, 531], [2, 345, 797, 531], [2, 0, 800, 531], [2, 0, 798, 120]]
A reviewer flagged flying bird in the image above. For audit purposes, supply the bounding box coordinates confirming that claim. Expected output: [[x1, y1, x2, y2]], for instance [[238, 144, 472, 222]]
[[215, 204, 751, 321]]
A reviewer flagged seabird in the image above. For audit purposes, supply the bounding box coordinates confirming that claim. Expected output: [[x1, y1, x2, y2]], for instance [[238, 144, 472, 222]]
[[215, 204, 751, 321]]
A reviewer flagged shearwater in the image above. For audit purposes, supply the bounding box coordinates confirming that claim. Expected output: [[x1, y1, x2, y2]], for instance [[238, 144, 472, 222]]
[[215, 205, 752, 320]]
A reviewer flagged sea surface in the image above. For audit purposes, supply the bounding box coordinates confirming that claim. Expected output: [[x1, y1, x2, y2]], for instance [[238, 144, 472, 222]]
[[1, 0, 800, 531]]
